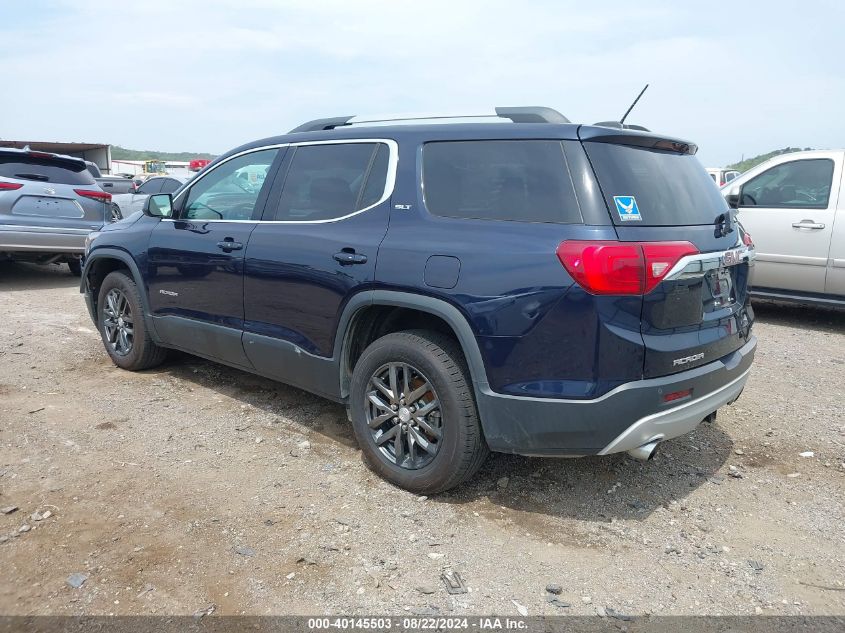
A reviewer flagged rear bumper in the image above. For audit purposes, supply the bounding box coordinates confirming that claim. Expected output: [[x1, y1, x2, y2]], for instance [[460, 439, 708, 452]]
[[476, 335, 756, 456], [0, 225, 90, 254]]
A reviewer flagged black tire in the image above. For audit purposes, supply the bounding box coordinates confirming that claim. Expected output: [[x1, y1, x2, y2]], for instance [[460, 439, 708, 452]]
[[350, 330, 488, 494], [67, 258, 82, 276], [97, 270, 167, 371]]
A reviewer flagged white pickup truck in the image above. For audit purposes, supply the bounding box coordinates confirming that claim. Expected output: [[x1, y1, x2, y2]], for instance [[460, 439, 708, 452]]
[[723, 150, 844, 307]]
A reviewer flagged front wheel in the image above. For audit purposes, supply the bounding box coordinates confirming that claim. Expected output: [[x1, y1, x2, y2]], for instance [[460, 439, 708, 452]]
[[349, 330, 488, 494], [97, 270, 167, 370]]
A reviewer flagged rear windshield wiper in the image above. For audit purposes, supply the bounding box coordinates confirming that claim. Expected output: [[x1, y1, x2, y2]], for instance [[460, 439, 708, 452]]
[[14, 173, 50, 182], [714, 212, 734, 238]]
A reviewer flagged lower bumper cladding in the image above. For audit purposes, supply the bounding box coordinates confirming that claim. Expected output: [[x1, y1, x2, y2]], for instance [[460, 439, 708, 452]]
[[475, 336, 756, 456]]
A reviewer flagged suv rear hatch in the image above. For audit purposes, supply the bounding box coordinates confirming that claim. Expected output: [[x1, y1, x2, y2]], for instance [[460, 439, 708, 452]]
[[0, 150, 111, 229], [578, 127, 754, 378]]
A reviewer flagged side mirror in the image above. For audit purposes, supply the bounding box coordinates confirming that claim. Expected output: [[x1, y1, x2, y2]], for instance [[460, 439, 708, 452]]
[[143, 193, 173, 218], [724, 185, 740, 210]]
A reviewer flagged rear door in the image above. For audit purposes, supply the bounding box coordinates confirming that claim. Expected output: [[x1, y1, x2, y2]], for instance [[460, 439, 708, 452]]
[[146, 147, 284, 366], [825, 164, 845, 297], [581, 129, 753, 378], [733, 153, 840, 293], [242, 139, 394, 394]]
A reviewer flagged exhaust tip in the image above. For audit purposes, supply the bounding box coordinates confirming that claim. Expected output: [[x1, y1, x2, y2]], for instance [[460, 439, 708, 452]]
[[627, 440, 660, 461]]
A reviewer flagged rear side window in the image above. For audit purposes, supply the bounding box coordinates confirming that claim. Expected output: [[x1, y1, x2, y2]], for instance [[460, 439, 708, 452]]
[[137, 179, 164, 194], [585, 142, 728, 226], [0, 155, 95, 185], [160, 178, 183, 194], [273, 143, 387, 221], [423, 140, 582, 224]]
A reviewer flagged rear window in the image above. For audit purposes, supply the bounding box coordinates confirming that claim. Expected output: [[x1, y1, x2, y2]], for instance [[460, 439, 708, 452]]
[[423, 140, 582, 224], [585, 142, 728, 226], [0, 154, 95, 185]]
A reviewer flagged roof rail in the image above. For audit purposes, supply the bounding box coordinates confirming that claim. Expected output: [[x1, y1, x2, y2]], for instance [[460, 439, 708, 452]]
[[494, 106, 570, 124], [288, 106, 570, 133], [594, 121, 651, 132], [289, 116, 354, 133]]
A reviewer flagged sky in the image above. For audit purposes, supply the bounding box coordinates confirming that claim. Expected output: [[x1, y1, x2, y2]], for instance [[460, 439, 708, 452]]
[[1, 0, 843, 167]]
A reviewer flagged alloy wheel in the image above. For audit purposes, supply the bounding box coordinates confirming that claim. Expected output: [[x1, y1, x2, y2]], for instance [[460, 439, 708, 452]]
[[366, 362, 442, 469], [102, 288, 134, 356]]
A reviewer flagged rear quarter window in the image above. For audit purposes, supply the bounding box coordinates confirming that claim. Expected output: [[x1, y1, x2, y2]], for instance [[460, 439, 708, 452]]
[[0, 155, 96, 185], [585, 142, 728, 226], [422, 140, 582, 224]]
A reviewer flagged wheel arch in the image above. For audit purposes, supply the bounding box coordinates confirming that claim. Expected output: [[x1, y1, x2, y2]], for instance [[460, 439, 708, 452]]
[[83, 248, 159, 341], [335, 290, 489, 400]]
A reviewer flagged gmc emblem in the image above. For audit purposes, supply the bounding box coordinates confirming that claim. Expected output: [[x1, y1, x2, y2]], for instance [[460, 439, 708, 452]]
[[721, 249, 743, 267]]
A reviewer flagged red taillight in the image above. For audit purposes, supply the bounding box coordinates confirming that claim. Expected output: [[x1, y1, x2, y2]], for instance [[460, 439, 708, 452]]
[[74, 188, 112, 202], [557, 240, 699, 295], [0, 182, 24, 191], [742, 231, 754, 247]]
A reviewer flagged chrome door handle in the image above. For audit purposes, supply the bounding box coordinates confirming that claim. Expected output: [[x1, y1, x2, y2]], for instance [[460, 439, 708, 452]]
[[792, 220, 825, 230]]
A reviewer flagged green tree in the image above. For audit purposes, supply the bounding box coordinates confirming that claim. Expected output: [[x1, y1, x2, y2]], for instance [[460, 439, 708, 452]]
[[111, 146, 216, 162], [726, 147, 814, 173]]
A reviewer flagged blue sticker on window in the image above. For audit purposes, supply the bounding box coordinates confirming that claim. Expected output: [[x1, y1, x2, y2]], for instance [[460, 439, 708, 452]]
[[613, 196, 642, 221]]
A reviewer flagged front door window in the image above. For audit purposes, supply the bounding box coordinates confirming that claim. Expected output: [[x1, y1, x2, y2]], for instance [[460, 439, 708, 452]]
[[182, 149, 279, 220]]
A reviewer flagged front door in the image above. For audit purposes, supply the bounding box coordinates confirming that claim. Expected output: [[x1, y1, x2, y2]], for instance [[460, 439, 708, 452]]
[[146, 147, 284, 366], [737, 155, 840, 293], [242, 140, 394, 396]]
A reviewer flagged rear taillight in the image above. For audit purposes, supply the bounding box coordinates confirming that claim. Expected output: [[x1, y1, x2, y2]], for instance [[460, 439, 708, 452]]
[[742, 231, 754, 247], [557, 240, 699, 295], [0, 182, 23, 191], [74, 189, 112, 202]]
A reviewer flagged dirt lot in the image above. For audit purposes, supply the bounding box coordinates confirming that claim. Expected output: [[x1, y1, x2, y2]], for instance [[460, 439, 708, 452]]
[[1, 261, 843, 617]]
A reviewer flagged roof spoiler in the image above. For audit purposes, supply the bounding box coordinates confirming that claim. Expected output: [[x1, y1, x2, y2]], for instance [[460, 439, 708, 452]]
[[593, 121, 651, 132], [289, 106, 571, 133]]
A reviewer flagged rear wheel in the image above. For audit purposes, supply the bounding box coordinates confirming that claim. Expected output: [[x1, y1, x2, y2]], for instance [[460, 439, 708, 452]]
[[97, 270, 166, 370], [350, 330, 488, 494], [67, 258, 82, 276]]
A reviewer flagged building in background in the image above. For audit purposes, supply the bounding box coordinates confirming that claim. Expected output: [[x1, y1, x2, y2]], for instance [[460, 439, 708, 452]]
[[0, 140, 111, 173]]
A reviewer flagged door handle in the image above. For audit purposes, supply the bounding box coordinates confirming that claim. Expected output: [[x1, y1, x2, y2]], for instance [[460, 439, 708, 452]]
[[217, 239, 243, 252], [792, 220, 825, 230], [333, 250, 368, 265]]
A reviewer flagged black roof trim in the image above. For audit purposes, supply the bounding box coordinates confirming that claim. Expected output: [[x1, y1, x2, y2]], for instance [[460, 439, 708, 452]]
[[289, 116, 354, 133]]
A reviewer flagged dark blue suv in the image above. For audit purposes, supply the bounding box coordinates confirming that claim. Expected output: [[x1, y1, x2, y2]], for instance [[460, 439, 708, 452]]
[[81, 107, 756, 493]]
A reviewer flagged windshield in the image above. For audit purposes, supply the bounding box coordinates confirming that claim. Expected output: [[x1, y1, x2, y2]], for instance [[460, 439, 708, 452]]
[[585, 142, 728, 226]]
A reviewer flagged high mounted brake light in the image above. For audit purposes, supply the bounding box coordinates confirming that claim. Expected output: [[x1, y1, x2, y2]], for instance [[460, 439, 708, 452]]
[[557, 240, 699, 295], [74, 189, 112, 202], [0, 182, 23, 191]]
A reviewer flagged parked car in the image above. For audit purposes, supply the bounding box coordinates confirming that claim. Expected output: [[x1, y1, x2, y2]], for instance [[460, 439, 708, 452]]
[[1, 147, 117, 275], [81, 107, 757, 493], [84, 161, 135, 196], [111, 175, 191, 217], [722, 150, 844, 307], [706, 167, 741, 187]]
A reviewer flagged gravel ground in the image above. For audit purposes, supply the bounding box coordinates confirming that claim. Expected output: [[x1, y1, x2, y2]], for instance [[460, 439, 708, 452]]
[[1, 261, 843, 617]]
